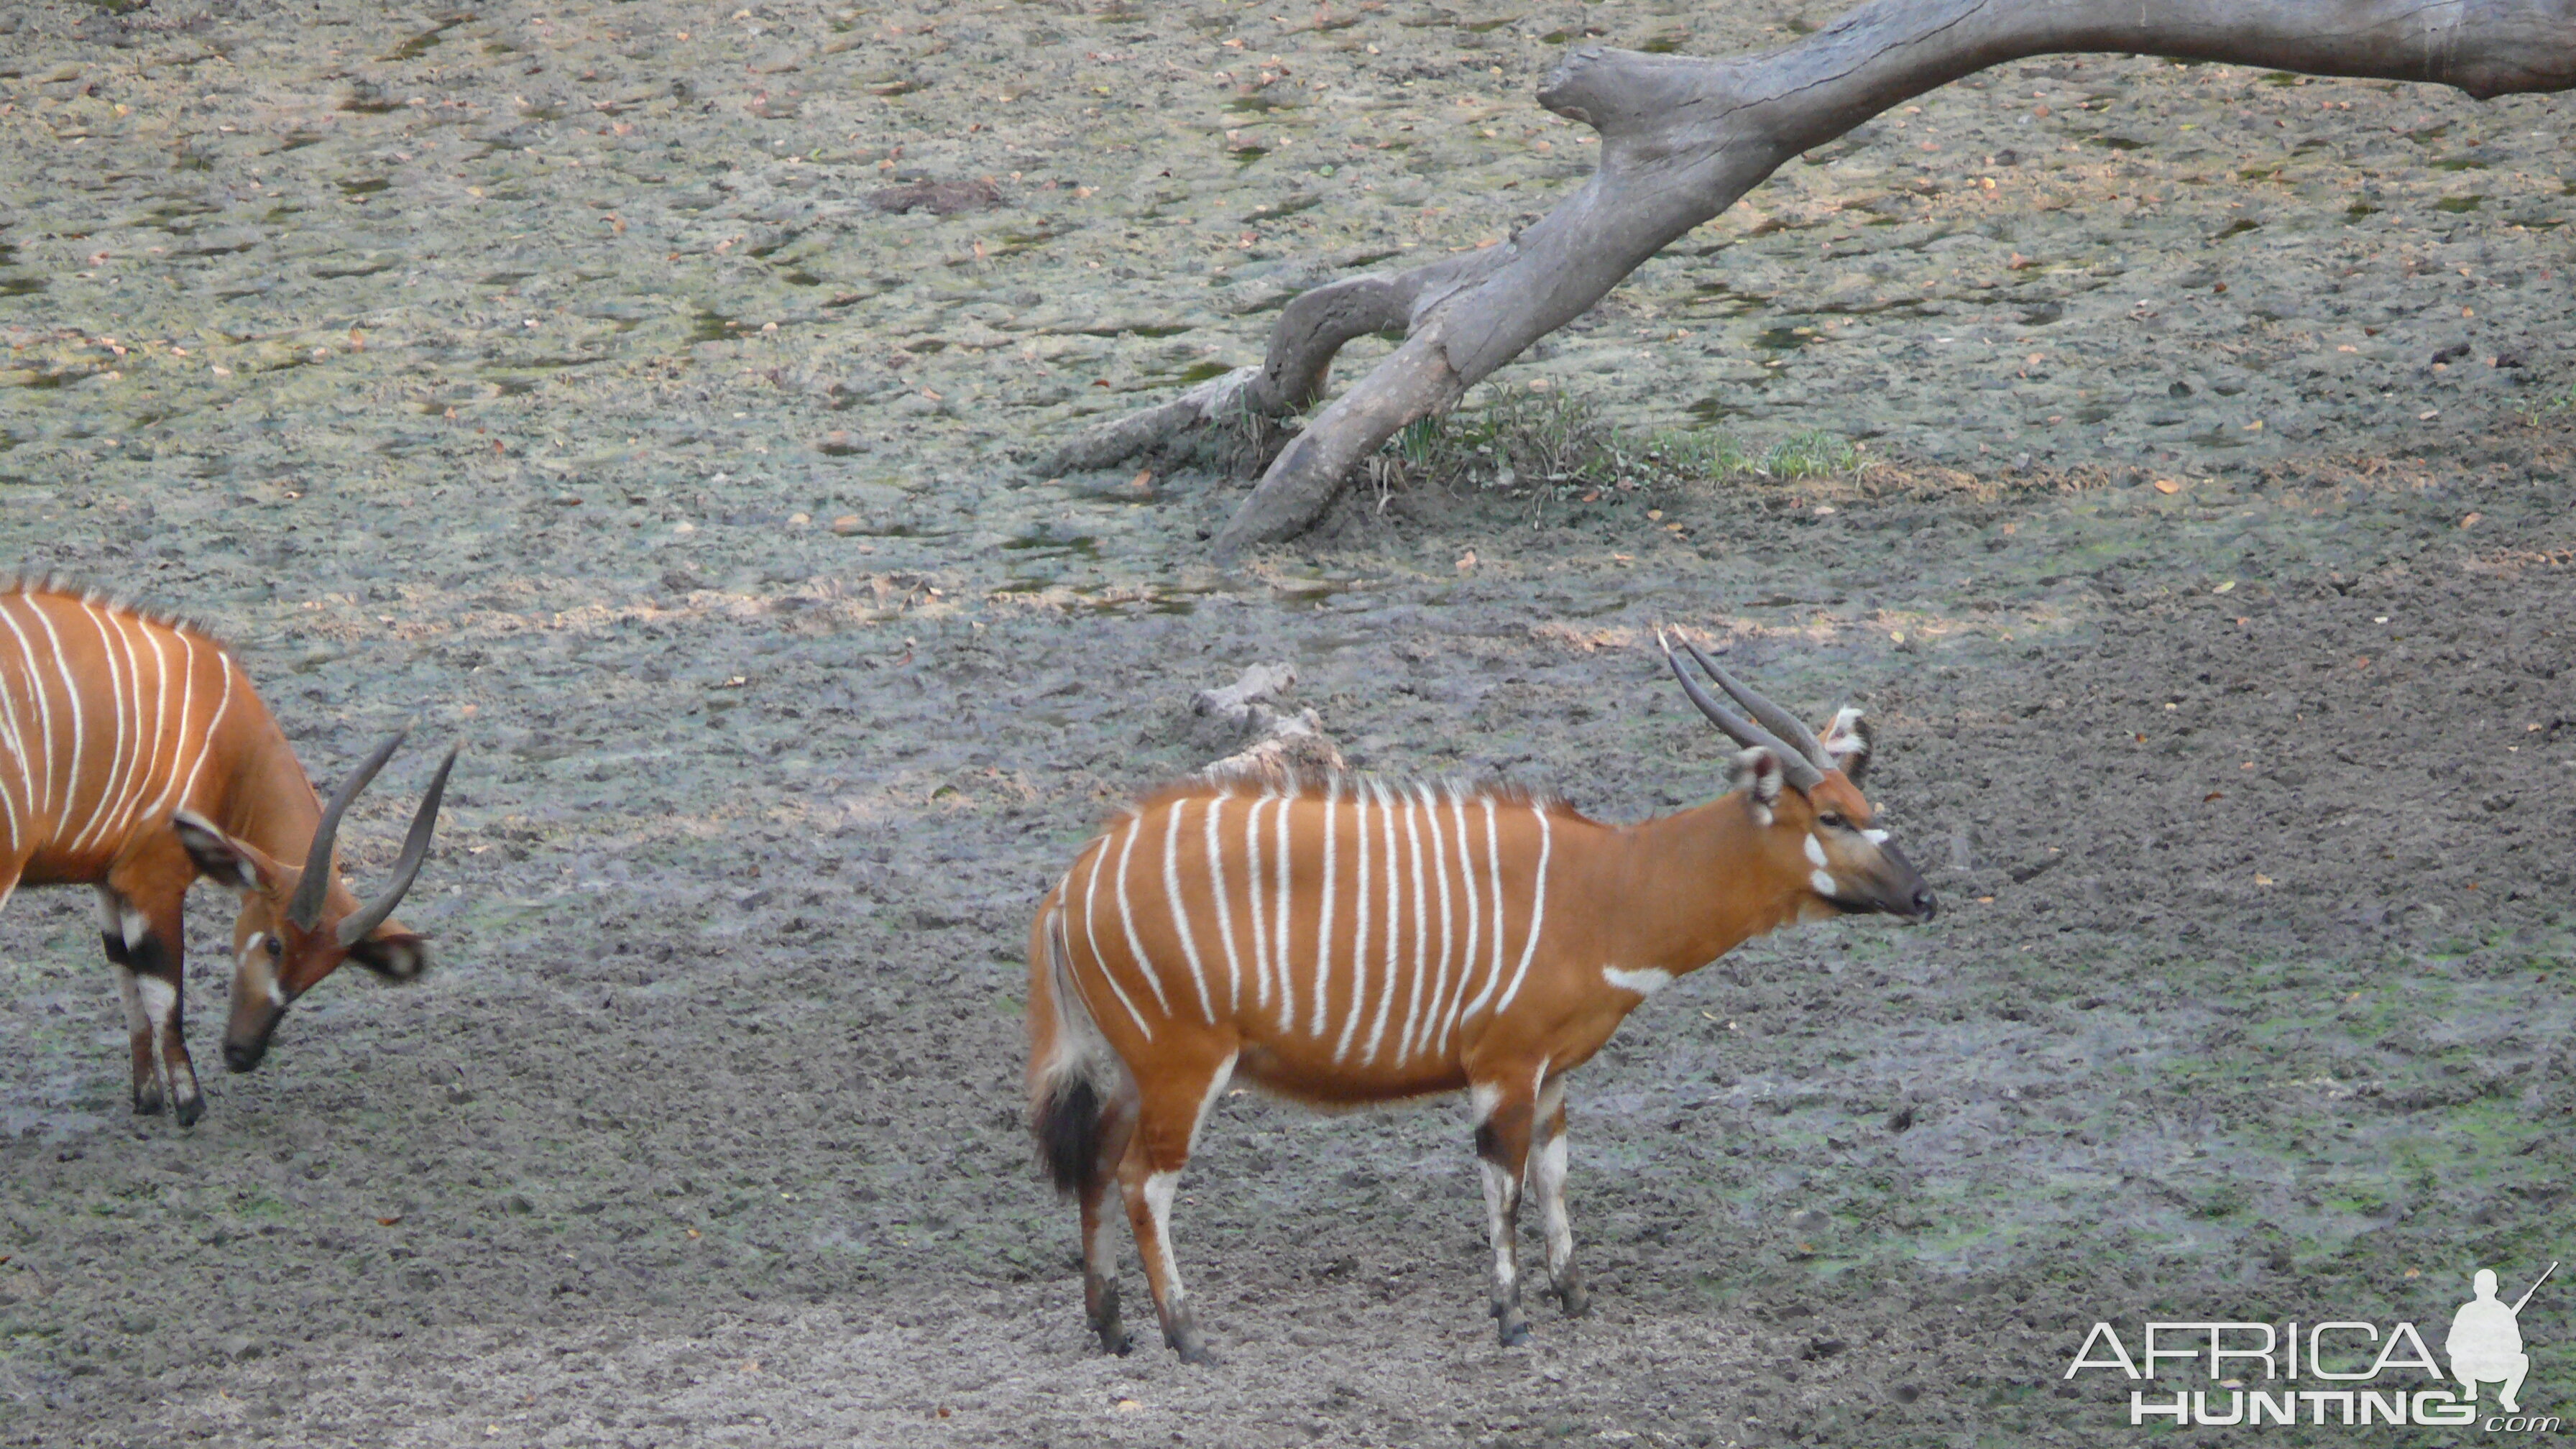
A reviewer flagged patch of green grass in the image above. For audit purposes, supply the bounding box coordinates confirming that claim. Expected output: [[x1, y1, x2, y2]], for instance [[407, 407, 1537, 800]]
[[1374, 388, 1857, 497]]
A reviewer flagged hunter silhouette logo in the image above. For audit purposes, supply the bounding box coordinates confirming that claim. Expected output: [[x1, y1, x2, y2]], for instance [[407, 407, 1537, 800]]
[[2450, 1264, 2554, 1415], [2064, 1261, 2562, 1431]]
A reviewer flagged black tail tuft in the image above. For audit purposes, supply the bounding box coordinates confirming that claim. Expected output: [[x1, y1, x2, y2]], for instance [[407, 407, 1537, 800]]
[[1035, 1075, 1105, 1198]]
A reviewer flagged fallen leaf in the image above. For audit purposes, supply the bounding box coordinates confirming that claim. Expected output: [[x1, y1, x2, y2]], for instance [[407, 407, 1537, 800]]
[[1455, 549, 1477, 571], [2254, 873, 2275, 886], [2205, 791, 2225, 802], [2212, 579, 2235, 594], [2153, 479, 2181, 494], [377, 1215, 403, 1227], [2460, 512, 2482, 528]]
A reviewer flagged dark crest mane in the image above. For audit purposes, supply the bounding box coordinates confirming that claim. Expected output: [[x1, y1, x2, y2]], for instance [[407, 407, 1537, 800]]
[[2, 572, 231, 653]]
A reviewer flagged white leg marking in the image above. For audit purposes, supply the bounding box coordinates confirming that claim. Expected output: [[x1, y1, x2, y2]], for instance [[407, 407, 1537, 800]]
[[1810, 869, 1839, 898], [119, 907, 151, 952], [1310, 784, 1338, 1040], [135, 972, 178, 1098], [112, 962, 150, 1037], [1487, 806, 1554, 1018], [1110, 816, 1173, 1014], [1159, 800, 1215, 1023], [1532, 1132, 1574, 1277], [1479, 1158, 1520, 1294], [1601, 965, 1673, 997], [1187, 1050, 1237, 1153], [1335, 785, 1373, 1062], [1203, 794, 1243, 1013], [1470, 1081, 1502, 1124], [1804, 832, 1828, 868], [1141, 1169, 1188, 1307]]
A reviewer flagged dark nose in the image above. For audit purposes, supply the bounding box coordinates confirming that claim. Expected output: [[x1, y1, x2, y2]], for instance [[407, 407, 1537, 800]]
[[1910, 888, 1939, 923], [223, 1039, 267, 1075]]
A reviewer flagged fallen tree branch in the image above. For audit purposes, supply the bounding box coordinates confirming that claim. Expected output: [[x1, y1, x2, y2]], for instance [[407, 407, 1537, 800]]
[[1057, 0, 2576, 554]]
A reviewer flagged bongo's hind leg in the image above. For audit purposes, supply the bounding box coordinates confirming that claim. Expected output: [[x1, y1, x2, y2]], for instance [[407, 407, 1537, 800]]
[[1118, 1048, 1237, 1365], [1081, 1090, 1138, 1355]]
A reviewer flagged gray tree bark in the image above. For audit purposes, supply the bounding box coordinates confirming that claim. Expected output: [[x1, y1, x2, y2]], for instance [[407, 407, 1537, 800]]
[[1050, 0, 2576, 556]]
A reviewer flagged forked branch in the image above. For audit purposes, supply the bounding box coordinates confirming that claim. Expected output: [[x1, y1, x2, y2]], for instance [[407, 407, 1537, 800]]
[[1052, 0, 2576, 555]]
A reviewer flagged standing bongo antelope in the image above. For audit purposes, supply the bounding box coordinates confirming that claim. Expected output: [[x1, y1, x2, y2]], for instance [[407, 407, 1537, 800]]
[[0, 578, 457, 1127], [1027, 633, 1936, 1361]]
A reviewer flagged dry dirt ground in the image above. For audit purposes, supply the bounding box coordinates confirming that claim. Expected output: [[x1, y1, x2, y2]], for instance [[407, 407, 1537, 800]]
[[2, 1, 2573, 1445]]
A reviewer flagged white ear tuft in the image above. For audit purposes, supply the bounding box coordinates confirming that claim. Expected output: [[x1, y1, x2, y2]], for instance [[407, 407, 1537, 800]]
[[1819, 706, 1873, 786], [1730, 746, 1785, 811]]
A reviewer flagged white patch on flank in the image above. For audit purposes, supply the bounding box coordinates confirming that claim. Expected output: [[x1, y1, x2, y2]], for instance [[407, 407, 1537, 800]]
[[1810, 868, 1839, 897], [1159, 801, 1215, 1022], [1864, 828, 1890, 845], [1602, 965, 1673, 997], [1471, 1081, 1502, 1123], [1804, 833, 1828, 868]]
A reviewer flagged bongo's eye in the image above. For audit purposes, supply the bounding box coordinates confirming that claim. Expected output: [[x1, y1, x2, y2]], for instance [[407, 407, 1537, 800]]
[[1816, 811, 1849, 831], [264, 935, 285, 958]]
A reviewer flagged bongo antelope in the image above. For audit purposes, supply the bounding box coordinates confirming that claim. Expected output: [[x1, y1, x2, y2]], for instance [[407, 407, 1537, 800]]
[[1026, 634, 1936, 1361], [0, 579, 457, 1127]]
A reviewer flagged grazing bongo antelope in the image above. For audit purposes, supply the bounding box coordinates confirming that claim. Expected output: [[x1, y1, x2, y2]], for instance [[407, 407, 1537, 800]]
[[0, 578, 457, 1127], [1026, 634, 1936, 1361]]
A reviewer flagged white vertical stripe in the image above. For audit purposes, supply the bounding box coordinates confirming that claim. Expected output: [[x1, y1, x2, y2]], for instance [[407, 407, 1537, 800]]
[[1271, 787, 1294, 1034], [1443, 790, 1481, 1051], [124, 618, 175, 835], [1110, 814, 1172, 1014], [137, 627, 199, 824], [1309, 781, 1338, 1040], [1061, 866, 1154, 1036], [1389, 786, 1432, 1066], [94, 610, 152, 845], [1243, 796, 1271, 1011], [1335, 781, 1373, 1062], [1160, 799, 1216, 1023], [175, 652, 236, 811], [1203, 794, 1243, 1011], [65, 602, 133, 855], [1362, 780, 1404, 1064], [1489, 806, 1555, 1016], [26, 598, 86, 838], [0, 599, 60, 819], [1076, 831, 1154, 1040], [1407, 783, 1454, 1062]]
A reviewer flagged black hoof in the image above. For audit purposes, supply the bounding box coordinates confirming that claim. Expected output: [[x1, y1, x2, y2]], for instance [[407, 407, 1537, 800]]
[[1167, 1322, 1218, 1366], [1096, 1318, 1132, 1356], [173, 1095, 205, 1128], [132, 1088, 165, 1118], [1496, 1315, 1531, 1347], [1557, 1277, 1591, 1318]]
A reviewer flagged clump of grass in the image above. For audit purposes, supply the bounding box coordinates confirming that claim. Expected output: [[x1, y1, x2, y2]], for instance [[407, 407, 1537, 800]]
[[1372, 387, 1856, 498], [1760, 428, 1861, 479]]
